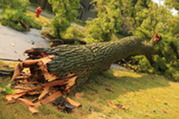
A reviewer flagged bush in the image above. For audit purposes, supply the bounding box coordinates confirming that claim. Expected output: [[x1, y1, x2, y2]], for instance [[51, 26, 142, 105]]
[[0, 0, 29, 11], [85, 18, 113, 43], [62, 26, 85, 40], [0, 9, 42, 31], [0, 0, 42, 31], [122, 54, 179, 81]]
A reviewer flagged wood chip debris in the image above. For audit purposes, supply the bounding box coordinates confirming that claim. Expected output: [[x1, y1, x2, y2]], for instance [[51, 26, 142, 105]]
[[5, 49, 85, 114]]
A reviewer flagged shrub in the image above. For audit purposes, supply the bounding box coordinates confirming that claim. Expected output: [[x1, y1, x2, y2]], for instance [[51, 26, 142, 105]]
[[0, 0, 29, 11], [0, 0, 42, 31], [0, 9, 42, 31], [62, 26, 85, 40]]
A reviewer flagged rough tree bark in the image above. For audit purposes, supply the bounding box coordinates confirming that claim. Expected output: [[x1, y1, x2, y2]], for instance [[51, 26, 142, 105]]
[[13, 34, 161, 88], [7, 34, 161, 113]]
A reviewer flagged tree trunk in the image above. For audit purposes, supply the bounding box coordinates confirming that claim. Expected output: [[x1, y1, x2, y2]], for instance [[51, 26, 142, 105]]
[[10, 34, 162, 94], [16, 34, 161, 89], [7, 34, 161, 113]]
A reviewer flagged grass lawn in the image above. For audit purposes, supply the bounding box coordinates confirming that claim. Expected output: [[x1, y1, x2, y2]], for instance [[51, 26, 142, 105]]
[[0, 61, 179, 119], [26, 11, 51, 26]]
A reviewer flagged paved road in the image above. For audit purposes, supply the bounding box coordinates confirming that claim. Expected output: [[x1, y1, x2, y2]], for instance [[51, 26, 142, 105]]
[[0, 26, 50, 60]]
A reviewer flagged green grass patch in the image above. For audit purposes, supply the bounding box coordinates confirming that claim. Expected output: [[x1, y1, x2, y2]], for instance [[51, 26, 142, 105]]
[[0, 8, 51, 31], [29, 3, 54, 16], [0, 62, 178, 119], [25, 11, 51, 27], [0, 61, 16, 71]]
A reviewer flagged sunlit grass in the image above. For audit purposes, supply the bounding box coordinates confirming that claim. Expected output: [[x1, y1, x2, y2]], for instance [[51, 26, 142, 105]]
[[0, 61, 178, 119], [72, 70, 179, 119], [0, 61, 16, 70]]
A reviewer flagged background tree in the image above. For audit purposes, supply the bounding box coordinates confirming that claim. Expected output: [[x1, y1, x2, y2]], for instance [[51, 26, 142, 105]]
[[133, 2, 170, 37], [85, 0, 153, 43], [48, 0, 80, 39], [0, 0, 41, 31], [85, 0, 122, 43], [0, 0, 29, 11], [164, 0, 179, 11], [117, 0, 152, 35]]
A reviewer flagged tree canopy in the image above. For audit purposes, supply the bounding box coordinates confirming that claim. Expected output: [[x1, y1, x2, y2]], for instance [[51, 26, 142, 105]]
[[0, 0, 29, 11], [164, 0, 179, 11], [0, 0, 41, 31], [48, 0, 80, 38], [85, 0, 122, 43], [85, 0, 155, 42]]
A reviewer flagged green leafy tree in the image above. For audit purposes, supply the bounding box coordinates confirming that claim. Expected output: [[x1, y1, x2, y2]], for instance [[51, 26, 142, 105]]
[[85, 0, 153, 43], [164, 0, 179, 11], [0, 0, 42, 31], [48, 0, 80, 39], [129, 2, 179, 80], [133, 2, 171, 37], [85, 0, 122, 43], [116, 0, 152, 34], [0, 0, 29, 11]]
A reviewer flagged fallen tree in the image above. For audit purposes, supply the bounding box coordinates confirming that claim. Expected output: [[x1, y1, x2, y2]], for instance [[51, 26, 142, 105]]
[[6, 34, 161, 113]]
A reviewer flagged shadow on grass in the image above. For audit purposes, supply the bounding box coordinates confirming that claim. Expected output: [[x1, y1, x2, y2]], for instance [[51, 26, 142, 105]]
[[61, 69, 176, 119], [75, 69, 170, 101], [0, 69, 172, 119]]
